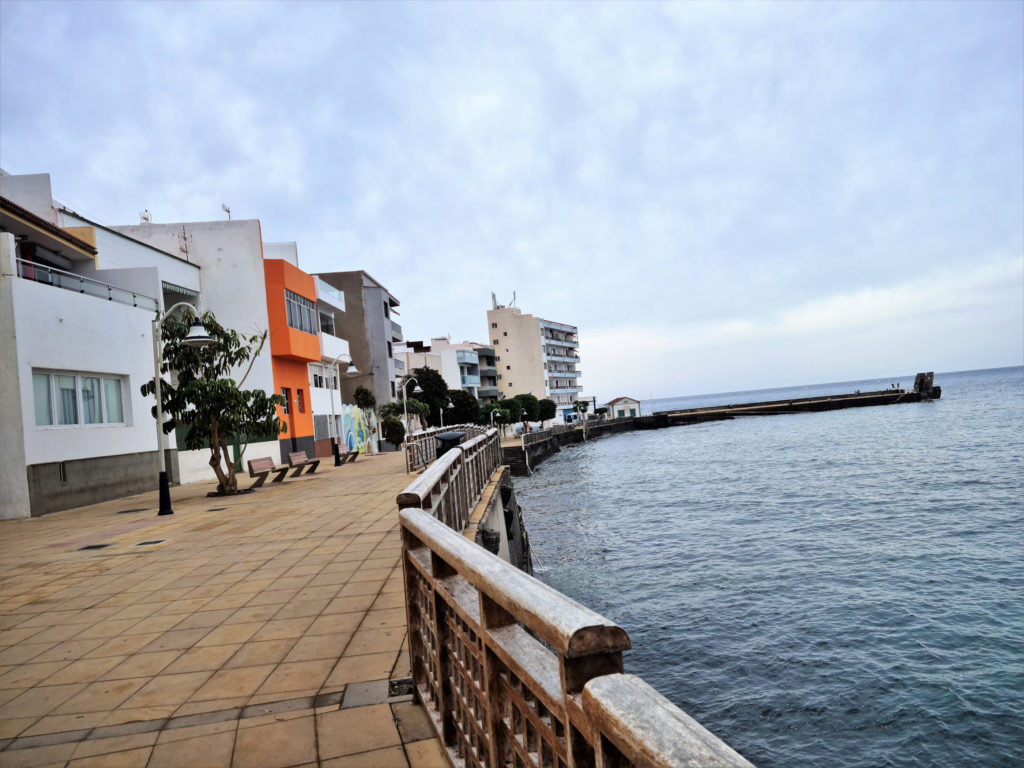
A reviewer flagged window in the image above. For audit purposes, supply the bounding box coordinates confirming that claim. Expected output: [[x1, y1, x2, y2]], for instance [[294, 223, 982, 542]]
[[285, 289, 317, 334], [493, 339, 499, 345], [383, 301, 390, 318], [506, 365, 511, 370], [319, 311, 335, 337], [297, 389, 305, 413], [629, 408, 636, 417], [503, 331, 507, 336], [32, 371, 126, 427], [281, 388, 290, 415], [387, 341, 393, 358], [491, 323, 497, 328], [391, 381, 396, 397]]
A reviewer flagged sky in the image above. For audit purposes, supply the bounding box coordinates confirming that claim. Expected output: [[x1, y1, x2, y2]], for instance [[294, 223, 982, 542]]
[[2, 1, 1021, 401]]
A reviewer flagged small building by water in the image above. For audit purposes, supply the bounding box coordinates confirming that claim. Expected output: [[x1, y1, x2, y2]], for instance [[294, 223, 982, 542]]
[[606, 396, 642, 418]]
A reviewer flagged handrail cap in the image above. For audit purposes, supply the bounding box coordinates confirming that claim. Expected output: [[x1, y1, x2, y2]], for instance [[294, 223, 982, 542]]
[[583, 674, 756, 768]]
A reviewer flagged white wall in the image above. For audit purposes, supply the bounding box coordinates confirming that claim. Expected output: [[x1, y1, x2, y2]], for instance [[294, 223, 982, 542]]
[[111, 220, 275, 397], [1, 233, 31, 518], [0, 173, 56, 222], [263, 242, 298, 267], [12, 278, 157, 465], [60, 213, 201, 297]]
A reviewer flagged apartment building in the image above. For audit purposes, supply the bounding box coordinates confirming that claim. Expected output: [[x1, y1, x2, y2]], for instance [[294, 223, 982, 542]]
[[1, 173, 199, 517], [395, 337, 485, 401], [486, 295, 582, 419], [316, 271, 401, 407]]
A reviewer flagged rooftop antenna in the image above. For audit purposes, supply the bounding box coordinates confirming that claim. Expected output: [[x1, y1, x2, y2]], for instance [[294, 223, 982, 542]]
[[221, 203, 231, 221], [509, 291, 516, 307], [139, 209, 152, 223]]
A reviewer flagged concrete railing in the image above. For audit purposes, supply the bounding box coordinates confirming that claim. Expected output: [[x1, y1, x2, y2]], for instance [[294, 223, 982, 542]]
[[522, 416, 636, 447], [396, 427, 755, 768], [405, 423, 489, 473]]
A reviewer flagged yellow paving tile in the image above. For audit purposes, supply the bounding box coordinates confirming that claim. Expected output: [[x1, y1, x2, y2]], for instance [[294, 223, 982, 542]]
[[190, 665, 274, 702], [0, 741, 78, 767], [231, 715, 317, 768], [70, 731, 159, 759], [316, 703, 401, 758], [283, 634, 352, 663], [101, 650, 183, 680], [320, 746, 408, 768], [0, 682, 86, 718], [405, 736, 450, 768], [119, 670, 214, 709], [148, 727, 236, 768], [223, 640, 295, 669], [0, 661, 70, 689], [196, 622, 265, 648], [39, 654, 126, 685], [324, 652, 399, 687], [67, 746, 153, 768], [163, 644, 241, 674], [19, 710, 107, 737], [256, 659, 335, 696], [52, 676, 148, 715]]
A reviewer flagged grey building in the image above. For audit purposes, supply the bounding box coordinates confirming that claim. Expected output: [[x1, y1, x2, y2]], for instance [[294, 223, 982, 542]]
[[315, 271, 402, 406]]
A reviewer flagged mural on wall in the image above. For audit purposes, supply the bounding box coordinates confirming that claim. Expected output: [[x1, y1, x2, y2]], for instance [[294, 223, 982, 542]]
[[340, 404, 376, 454]]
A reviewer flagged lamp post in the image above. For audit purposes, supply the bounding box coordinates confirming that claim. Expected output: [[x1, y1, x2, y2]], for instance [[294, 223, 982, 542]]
[[152, 303, 213, 516], [440, 399, 454, 429], [401, 377, 422, 474]]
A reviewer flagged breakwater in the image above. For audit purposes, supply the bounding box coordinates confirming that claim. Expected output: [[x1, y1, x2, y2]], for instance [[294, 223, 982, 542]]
[[504, 372, 942, 476]]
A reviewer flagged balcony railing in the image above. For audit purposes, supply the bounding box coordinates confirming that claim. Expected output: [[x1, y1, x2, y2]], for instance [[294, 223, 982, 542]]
[[16, 258, 159, 312], [543, 337, 579, 349], [456, 349, 478, 365], [548, 370, 581, 379], [404, 424, 491, 472], [394, 359, 406, 371], [539, 317, 578, 333], [391, 319, 403, 341], [547, 384, 583, 392], [461, 374, 481, 387], [396, 428, 755, 768], [543, 352, 580, 363], [316, 278, 346, 311]]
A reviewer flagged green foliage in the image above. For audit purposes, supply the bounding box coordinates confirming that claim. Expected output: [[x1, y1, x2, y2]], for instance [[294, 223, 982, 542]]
[[498, 398, 523, 423], [354, 385, 376, 411], [513, 393, 540, 423], [381, 416, 405, 446], [594, 407, 608, 416], [406, 367, 449, 427], [538, 398, 557, 423], [573, 400, 590, 415], [447, 389, 479, 425], [379, 398, 430, 423], [141, 311, 283, 494]]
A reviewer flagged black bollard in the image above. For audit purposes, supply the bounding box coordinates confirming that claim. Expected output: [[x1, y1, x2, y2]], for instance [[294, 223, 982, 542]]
[[332, 439, 341, 466]]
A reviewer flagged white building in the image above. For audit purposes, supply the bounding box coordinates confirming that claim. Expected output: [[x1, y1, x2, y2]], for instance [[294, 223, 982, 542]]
[[395, 337, 483, 401], [0, 173, 202, 518], [486, 294, 582, 420], [605, 396, 642, 418]]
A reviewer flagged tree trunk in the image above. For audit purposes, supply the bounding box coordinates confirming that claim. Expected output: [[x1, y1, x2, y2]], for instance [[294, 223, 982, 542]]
[[208, 415, 231, 494]]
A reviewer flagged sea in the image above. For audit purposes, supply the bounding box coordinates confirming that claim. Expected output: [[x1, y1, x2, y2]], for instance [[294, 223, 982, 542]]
[[514, 366, 1023, 768]]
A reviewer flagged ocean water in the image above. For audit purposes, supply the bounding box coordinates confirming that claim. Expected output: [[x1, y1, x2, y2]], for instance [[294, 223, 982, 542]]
[[516, 367, 1024, 768]]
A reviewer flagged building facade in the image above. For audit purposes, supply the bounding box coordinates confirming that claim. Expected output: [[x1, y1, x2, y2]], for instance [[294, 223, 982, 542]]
[[316, 271, 401, 407], [486, 295, 582, 419]]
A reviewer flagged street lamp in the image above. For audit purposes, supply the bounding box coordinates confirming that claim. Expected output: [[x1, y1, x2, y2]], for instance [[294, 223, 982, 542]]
[[152, 303, 213, 516], [401, 377, 423, 474], [440, 399, 454, 429]]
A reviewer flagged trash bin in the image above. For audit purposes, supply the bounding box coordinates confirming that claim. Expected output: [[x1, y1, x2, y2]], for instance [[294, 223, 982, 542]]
[[435, 431, 466, 458]]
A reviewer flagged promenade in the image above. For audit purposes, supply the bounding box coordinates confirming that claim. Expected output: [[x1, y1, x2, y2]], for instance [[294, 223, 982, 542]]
[[0, 452, 445, 768]]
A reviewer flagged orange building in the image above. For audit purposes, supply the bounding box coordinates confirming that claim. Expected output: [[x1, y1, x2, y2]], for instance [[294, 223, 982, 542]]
[[263, 259, 321, 458]]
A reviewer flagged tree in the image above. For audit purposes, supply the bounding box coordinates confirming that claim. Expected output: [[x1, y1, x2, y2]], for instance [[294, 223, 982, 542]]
[[406, 367, 448, 427], [513, 394, 540, 429], [573, 400, 590, 418], [381, 416, 405, 447], [594, 407, 608, 418], [380, 398, 429, 426], [481, 404, 511, 435], [538, 398, 557, 426], [142, 311, 284, 495], [448, 389, 479, 425], [498, 398, 523, 424]]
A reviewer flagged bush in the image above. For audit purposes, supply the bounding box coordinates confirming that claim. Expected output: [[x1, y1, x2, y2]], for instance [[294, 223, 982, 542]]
[[381, 416, 405, 446]]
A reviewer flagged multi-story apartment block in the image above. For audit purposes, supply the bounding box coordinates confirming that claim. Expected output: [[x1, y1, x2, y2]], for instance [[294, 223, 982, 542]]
[[486, 295, 582, 419], [471, 344, 499, 404], [395, 338, 485, 402], [316, 271, 401, 407]]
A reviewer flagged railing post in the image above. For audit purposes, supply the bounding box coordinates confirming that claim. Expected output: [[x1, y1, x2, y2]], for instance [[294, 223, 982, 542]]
[[430, 550, 458, 748]]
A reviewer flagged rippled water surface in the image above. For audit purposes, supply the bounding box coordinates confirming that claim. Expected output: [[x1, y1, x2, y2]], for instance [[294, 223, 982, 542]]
[[516, 367, 1023, 768]]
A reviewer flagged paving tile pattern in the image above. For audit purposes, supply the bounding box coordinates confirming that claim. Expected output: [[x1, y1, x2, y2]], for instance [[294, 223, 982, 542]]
[[0, 453, 443, 767]]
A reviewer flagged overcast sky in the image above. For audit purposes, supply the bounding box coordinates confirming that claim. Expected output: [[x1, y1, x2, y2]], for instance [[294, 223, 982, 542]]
[[2, 1, 1021, 400]]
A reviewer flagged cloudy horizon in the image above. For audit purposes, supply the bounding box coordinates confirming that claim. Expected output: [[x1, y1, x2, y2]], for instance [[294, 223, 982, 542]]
[[2, 1, 1021, 401]]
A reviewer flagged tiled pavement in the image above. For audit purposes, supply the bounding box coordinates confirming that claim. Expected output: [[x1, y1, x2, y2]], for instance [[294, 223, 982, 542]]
[[0, 452, 446, 768]]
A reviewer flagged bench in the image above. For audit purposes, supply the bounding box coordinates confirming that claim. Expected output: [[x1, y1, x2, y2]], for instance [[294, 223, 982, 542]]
[[247, 457, 289, 489], [288, 450, 320, 477], [340, 450, 359, 464]]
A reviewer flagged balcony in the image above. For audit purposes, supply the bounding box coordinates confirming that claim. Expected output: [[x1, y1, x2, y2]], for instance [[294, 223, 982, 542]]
[[543, 336, 579, 349], [320, 331, 350, 363], [456, 349, 478, 365], [461, 374, 481, 388], [394, 359, 406, 372], [477, 386, 499, 398], [479, 364, 497, 376], [547, 384, 583, 393], [390, 319, 403, 342], [16, 258, 159, 312], [539, 318, 578, 333], [549, 370, 581, 379], [316, 278, 346, 311]]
